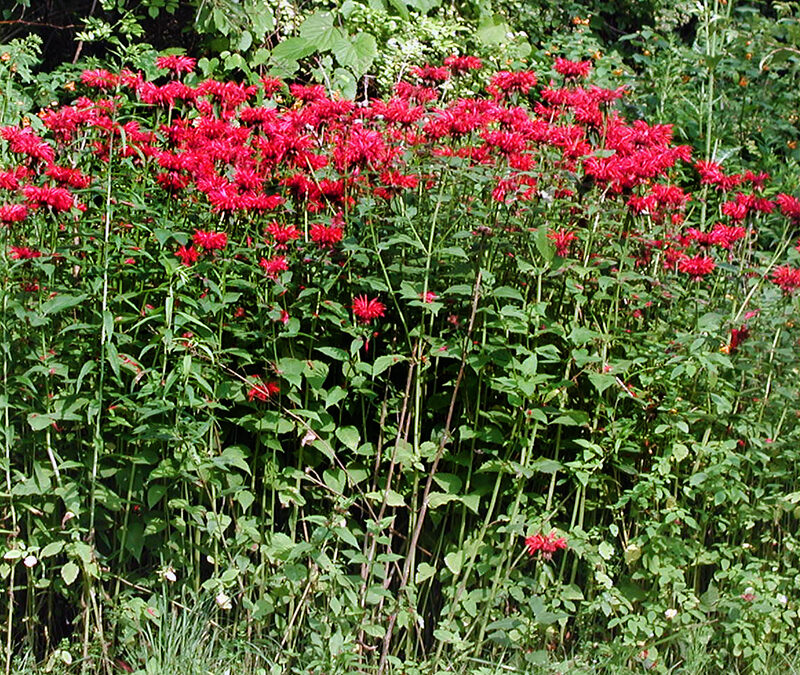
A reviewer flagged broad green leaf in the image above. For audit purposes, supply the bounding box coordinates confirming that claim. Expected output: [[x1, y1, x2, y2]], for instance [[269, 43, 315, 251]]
[[332, 33, 377, 76], [598, 541, 614, 560], [335, 426, 360, 452], [42, 294, 87, 315], [299, 13, 342, 52], [271, 37, 317, 64], [61, 562, 80, 586], [40, 541, 64, 558], [444, 550, 463, 575], [373, 354, 405, 377], [477, 15, 509, 45]]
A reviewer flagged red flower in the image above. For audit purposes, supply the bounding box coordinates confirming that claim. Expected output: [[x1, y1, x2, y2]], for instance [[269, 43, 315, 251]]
[[246, 376, 280, 402], [771, 265, 800, 293], [726, 325, 750, 354], [10, 246, 42, 260], [309, 222, 344, 248], [155, 55, 197, 74], [547, 229, 577, 257], [776, 193, 800, 222], [678, 254, 715, 279], [352, 295, 386, 324], [488, 70, 538, 98], [0, 204, 28, 223], [80, 69, 119, 89], [554, 58, 592, 79], [175, 245, 200, 266], [444, 55, 482, 74], [259, 255, 289, 279], [525, 531, 567, 560], [265, 222, 301, 248], [192, 229, 228, 251]]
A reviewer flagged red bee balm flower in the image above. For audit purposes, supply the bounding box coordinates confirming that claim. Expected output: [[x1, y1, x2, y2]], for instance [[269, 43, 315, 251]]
[[175, 245, 200, 266], [352, 295, 386, 324], [525, 531, 568, 560], [771, 265, 800, 293], [246, 376, 280, 402], [192, 229, 227, 251], [678, 254, 715, 279]]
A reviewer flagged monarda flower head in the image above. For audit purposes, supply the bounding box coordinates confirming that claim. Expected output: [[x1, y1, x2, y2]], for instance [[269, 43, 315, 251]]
[[352, 295, 386, 324], [554, 57, 593, 79], [259, 255, 289, 279], [771, 265, 800, 293], [175, 245, 200, 266], [155, 55, 197, 75], [0, 204, 28, 223], [525, 530, 567, 560], [776, 193, 800, 223], [310, 222, 344, 249], [192, 229, 228, 251], [678, 254, 715, 280], [548, 228, 577, 257], [9, 246, 42, 260], [246, 376, 280, 402], [444, 55, 482, 74]]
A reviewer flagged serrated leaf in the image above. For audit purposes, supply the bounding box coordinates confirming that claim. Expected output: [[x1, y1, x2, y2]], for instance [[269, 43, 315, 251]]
[[415, 562, 436, 584], [40, 541, 65, 558], [373, 354, 405, 377], [299, 13, 342, 52], [42, 294, 87, 315], [598, 541, 614, 560], [271, 37, 317, 65], [588, 372, 616, 394], [428, 492, 459, 509], [27, 413, 54, 431], [335, 426, 360, 451], [477, 15, 509, 45], [332, 33, 377, 76], [61, 562, 79, 585]]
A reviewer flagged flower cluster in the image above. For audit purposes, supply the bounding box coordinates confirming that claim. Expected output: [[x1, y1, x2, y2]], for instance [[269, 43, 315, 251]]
[[525, 531, 568, 559]]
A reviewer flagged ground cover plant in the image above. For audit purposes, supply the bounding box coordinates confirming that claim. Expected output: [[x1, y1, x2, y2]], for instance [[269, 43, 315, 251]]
[[1, 47, 800, 674]]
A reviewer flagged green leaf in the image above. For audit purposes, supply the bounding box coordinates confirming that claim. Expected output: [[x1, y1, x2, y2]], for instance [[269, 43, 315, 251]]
[[415, 562, 436, 584], [299, 13, 342, 52], [535, 227, 555, 262], [444, 550, 463, 575], [598, 541, 614, 560], [42, 294, 87, 315], [277, 357, 305, 388], [477, 15, 509, 45], [428, 492, 459, 509], [530, 458, 562, 474], [27, 413, 54, 431], [316, 346, 349, 361], [386, 0, 410, 20], [40, 541, 64, 558], [271, 37, 317, 65], [147, 484, 167, 508], [332, 33, 377, 76], [61, 562, 79, 586], [335, 426, 360, 452], [373, 354, 405, 377], [588, 372, 616, 394], [332, 67, 357, 99], [432, 473, 462, 494]]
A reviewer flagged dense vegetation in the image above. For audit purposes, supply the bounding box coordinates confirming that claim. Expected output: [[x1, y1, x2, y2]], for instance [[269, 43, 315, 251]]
[[1, 1, 800, 674]]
